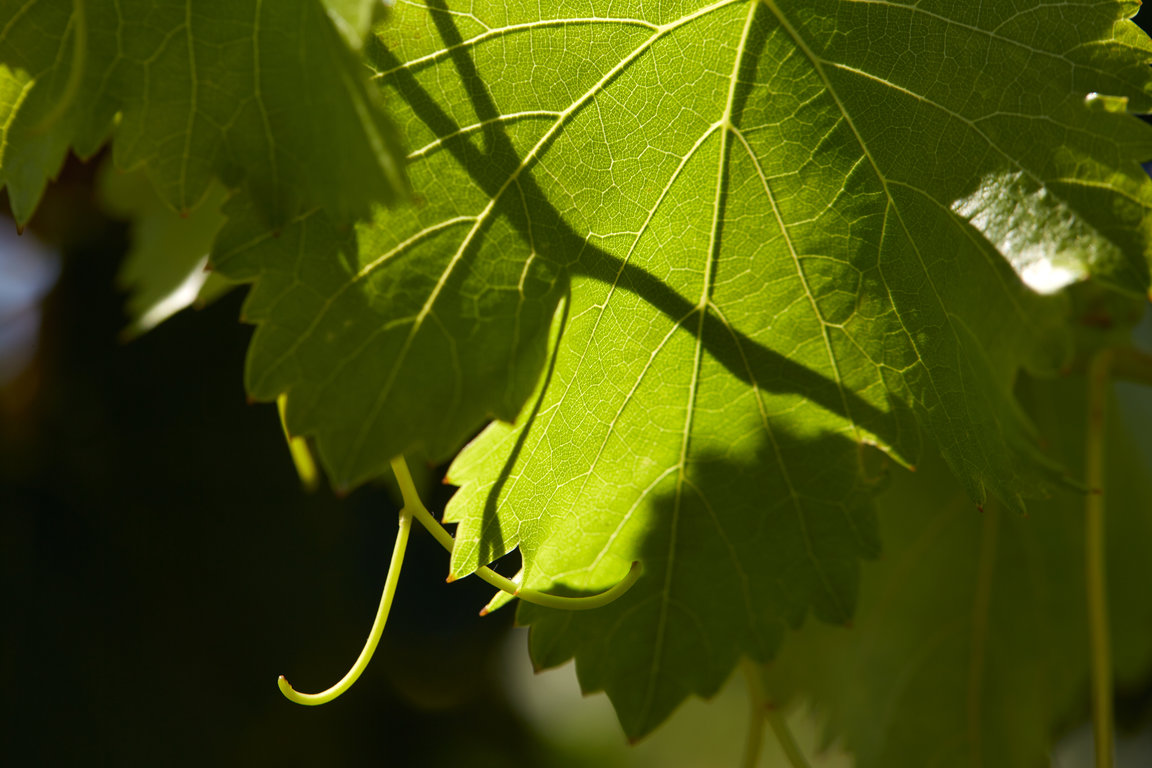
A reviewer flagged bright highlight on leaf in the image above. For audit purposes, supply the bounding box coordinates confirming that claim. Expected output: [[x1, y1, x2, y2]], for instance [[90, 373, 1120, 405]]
[[951, 172, 1111, 296]]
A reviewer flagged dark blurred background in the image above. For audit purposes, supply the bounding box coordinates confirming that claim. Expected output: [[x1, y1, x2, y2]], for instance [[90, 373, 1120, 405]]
[[0, 150, 569, 766]]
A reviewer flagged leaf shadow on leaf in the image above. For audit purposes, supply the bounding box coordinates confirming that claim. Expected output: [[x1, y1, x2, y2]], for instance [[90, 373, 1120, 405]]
[[367, 0, 907, 565], [519, 424, 882, 739]]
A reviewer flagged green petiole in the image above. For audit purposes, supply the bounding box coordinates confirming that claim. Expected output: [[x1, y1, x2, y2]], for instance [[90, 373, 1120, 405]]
[[389, 455, 642, 613]]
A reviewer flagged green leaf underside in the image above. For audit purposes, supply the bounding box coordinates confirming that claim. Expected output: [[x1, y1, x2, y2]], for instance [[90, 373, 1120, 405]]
[[207, 0, 1152, 737], [0, 0, 404, 226], [762, 375, 1152, 768]]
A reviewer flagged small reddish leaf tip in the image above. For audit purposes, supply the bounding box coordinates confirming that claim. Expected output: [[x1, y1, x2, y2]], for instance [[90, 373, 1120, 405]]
[[15, 224, 25, 235], [446, 573, 457, 584], [842, 619, 854, 630], [976, 505, 984, 513], [203, 261, 214, 273], [179, 209, 190, 219], [907, 465, 917, 473], [272, 230, 282, 239], [1091, 487, 1104, 496], [478, 608, 489, 617], [333, 486, 350, 499], [245, 394, 256, 405]]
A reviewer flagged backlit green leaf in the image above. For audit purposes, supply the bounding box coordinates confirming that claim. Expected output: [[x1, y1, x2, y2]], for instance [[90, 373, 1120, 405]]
[[206, 0, 1152, 737]]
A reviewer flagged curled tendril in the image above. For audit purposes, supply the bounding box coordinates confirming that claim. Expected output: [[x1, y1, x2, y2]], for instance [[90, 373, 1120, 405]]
[[389, 455, 643, 613], [278, 505, 412, 706], [278, 455, 642, 706]]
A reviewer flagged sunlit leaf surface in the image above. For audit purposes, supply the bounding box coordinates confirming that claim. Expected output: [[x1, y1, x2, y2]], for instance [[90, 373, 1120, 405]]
[[206, 0, 1152, 737]]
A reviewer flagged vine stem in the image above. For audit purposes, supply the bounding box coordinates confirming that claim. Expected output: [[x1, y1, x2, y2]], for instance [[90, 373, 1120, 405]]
[[741, 659, 767, 768], [1086, 349, 1115, 767], [278, 501, 412, 705], [740, 658, 812, 768]]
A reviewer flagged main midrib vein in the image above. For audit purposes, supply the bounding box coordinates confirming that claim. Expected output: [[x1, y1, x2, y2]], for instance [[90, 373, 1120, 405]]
[[340, 0, 743, 475], [638, 0, 759, 730]]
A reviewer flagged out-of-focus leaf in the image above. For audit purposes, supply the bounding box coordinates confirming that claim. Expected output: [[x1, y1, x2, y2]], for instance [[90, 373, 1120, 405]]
[[762, 374, 1152, 767], [98, 161, 229, 337], [0, 0, 405, 226]]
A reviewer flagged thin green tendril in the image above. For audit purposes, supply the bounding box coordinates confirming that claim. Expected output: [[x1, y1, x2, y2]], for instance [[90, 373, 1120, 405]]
[[278, 455, 641, 706], [390, 455, 642, 612], [278, 503, 412, 705]]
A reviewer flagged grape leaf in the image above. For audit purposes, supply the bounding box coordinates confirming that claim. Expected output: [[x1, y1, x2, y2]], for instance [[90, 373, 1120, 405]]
[[760, 372, 1152, 767], [0, 0, 405, 226], [209, 0, 1152, 737]]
